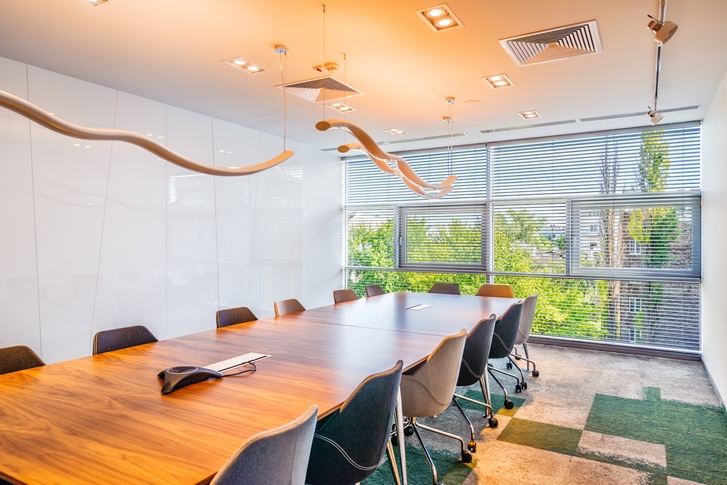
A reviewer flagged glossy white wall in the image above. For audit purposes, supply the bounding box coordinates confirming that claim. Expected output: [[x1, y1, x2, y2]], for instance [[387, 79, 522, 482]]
[[0, 58, 41, 353], [702, 66, 727, 408], [0, 57, 338, 363]]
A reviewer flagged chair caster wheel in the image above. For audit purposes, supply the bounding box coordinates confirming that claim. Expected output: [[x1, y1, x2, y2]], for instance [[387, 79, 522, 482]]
[[489, 416, 499, 428], [515, 384, 522, 393], [404, 426, 414, 437], [461, 451, 473, 463], [391, 435, 399, 447], [504, 399, 514, 409], [521, 382, 528, 390], [467, 440, 477, 452], [532, 370, 540, 378], [506, 362, 513, 369]]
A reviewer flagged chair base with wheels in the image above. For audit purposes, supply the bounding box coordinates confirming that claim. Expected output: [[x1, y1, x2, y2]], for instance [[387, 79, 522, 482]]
[[407, 417, 472, 484], [509, 342, 540, 377]]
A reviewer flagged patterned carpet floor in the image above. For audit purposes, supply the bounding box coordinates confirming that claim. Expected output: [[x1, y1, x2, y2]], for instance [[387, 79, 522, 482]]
[[364, 344, 726, 485]]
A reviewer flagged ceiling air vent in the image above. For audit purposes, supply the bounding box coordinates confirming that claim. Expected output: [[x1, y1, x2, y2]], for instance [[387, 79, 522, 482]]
[[500, 20, 602, 66], [277, 76, 362, 103]]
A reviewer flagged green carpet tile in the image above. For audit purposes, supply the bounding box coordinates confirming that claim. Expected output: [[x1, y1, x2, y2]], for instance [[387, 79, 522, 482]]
[[498, 417, 582, 455], [362, 445, 475, 485], [585, 388, 727, 485]]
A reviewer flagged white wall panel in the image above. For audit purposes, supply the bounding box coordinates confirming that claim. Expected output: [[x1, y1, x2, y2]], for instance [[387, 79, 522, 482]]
[[212, 119, 258, 315], [28, 66, 117, 363], [248, 134, 303, 317], [702, 67, 727, 408], [165, 106, 219, 337], [91, 92, 168, 344], [302, 145, 342, 309], [0, 58, 41, 353]]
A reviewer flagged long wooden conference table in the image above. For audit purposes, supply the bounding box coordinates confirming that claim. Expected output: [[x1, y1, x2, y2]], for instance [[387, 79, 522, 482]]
[[0, 292, 518, 485]]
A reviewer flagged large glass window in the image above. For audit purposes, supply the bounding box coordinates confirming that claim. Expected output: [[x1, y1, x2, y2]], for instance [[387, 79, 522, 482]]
[[343, 123, 702, 353]]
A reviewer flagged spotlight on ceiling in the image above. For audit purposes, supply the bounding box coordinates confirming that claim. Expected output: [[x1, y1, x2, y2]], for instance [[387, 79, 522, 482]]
[[647, 17, 678, 44], [647, 109, 664, 125]]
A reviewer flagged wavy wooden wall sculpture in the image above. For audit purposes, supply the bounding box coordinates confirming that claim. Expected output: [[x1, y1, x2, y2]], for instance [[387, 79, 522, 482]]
[[0, 90, 293, 176], [316, 119, 456, 198]]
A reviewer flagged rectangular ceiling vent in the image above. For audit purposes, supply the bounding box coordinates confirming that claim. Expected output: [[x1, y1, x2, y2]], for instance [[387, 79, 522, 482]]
[[500, 20, 602, 66], [277, 76, 362, 103]]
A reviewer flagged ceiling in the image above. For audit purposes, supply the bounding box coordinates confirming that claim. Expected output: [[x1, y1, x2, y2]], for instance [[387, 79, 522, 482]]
[[1, 0, 726, 153]]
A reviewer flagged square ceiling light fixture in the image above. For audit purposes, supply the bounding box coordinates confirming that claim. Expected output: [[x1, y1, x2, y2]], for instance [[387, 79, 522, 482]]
[[416, 4, 464, 32], [385, 128, 408, 135], [327, 102, 356, 113], [277, 76, 362, 103], [224, 57, 265, 74], [518, 110, 541, 120], [483, 74, 514, 89]]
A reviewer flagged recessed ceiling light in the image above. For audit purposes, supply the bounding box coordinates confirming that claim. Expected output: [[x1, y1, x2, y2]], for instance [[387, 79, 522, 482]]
[[483, 73, 514, 89], [326, 102, 356, 113], [224, 57, 265, 75], [518, 110, 541, 120], [87, 0, 107, 5], [385, 128, 408, 135], [416, 4, 463, 32]]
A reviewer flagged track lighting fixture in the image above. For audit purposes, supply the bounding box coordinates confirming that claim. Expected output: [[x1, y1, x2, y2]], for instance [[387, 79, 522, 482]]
[[646, 0, 676, 125], [647, 17, 678, 44], [647, 109, 663, 125]]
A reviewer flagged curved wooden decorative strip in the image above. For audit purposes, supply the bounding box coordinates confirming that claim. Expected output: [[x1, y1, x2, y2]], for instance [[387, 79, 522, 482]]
[[0, 90, 294, 176], [317, 119, 456, 199]]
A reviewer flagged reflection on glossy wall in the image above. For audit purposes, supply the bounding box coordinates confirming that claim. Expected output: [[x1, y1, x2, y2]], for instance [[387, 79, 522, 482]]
[[0, 57, 328, 363]]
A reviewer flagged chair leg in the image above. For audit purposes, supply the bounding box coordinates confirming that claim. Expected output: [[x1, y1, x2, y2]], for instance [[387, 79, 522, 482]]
[[453, 386, 497, 428], [410, 418, 440, 485], [415, 418, 470, 458], [489, 363, 523, 392], [507, 354, 526, 387], [523, 342, 539, 376], [386, 440, 402, 485], [487, 367, 515, 410], [450, 397, 477, 450]]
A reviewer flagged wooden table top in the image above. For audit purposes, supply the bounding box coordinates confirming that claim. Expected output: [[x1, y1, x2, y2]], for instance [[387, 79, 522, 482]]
[[0, 292, 518, 485], [288, 291, 519, 336], [0, 318, 443, 485]]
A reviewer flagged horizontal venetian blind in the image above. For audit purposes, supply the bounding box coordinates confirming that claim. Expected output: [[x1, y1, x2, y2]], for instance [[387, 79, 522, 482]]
[[345, 146, 487, 204], [490, 124, 700, 197]]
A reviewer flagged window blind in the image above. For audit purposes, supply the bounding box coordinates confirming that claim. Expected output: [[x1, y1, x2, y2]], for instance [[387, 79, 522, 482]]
[[343, 123, 702, 353]]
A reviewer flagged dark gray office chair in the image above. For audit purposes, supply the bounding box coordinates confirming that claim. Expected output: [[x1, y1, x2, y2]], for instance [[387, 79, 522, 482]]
[[274, 299, 306, 317], [508, 295, 540, 378], [211, 404, 318, 485], [333, 289, 359, 304], [92, 325, 158, 355], [400, 329, 468, 485], [451, 314, 498, 452], [216, 306, 258, 328], [365, 285, 386, 297], [0, 345, 45, 375], [306, 361, 403, 485], [428, 282, 461, 295], [488, 302, 524, 405]]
